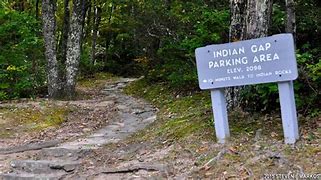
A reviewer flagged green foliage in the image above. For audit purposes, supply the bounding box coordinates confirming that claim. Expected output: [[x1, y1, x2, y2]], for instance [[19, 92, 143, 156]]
[[271, 3, 285, 34], [295, 49, 321, 113], [240, 49, 321, 114], [0, 9, 45, 100], [89, 0, 229, 87], [240, 84, 279, 113], [238, 1, 321, 114], [79, 46, 104, 77], [147, 60, 198, 89], [124, 78, 213, 141], [146, 2, 229, 88], [1, 0, 321, 116]]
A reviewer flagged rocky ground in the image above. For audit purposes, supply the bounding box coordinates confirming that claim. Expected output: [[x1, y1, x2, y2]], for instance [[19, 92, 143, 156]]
[[0, 76, 159, 179], [0, 75, 320, 179]]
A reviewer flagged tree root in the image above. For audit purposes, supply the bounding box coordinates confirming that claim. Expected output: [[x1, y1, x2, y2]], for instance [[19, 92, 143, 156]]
[[98, 163, 168, 174], [0, 140, 61, 154]]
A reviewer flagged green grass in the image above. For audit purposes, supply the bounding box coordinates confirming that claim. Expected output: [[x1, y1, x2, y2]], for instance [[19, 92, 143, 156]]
[[123, 78, 321, 178], [78, 72, 117, 89], [0, 104, 71, 137], [124, 79, 214, 142], [124, 79, 286, 142]]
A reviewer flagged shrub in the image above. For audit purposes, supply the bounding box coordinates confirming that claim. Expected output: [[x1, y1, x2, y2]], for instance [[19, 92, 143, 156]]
[[0, 9, 45, 100]]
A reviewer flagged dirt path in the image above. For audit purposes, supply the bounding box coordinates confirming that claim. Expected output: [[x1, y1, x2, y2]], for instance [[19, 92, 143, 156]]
[[0, 78, 157, 179]]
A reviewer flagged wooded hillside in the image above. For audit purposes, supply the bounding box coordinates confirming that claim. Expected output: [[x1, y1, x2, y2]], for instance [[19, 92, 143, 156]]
[[1, 0, 321, 114]]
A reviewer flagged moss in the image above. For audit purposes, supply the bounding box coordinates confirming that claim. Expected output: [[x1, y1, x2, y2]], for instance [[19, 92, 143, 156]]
[[157, 117, 206, 140], [31, 107, 69, 130], [0, 105, 71, 137], [0, 131, 11, 138], [124, 79, 214, 143], [78, 72, 117, 89], [124, 79, 173, 105]]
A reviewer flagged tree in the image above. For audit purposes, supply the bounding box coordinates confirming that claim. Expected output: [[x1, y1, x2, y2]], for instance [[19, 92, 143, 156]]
[[42, 0, 60, 98], [285, 0, 296, 35], [246, 0, 272, 39], [65, 0, 84, 98], [41, 0, 85, 98], [227, 0, 247, 109], [227, 0, 272, 109], [58, 0, 70, 81], [229, 0, 247, 42], [91, 0, 101, 65]]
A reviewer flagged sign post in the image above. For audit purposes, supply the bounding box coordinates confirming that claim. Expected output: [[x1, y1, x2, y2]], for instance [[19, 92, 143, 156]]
[[195, 34, 299, 144], [278, 81, 299, 143], [211, 89, 229, 143]]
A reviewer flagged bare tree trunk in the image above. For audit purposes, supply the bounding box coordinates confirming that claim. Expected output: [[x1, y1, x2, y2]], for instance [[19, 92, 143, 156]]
[[65, 0, 84, 98], [104, 3, 114, 63], [227, 0, 273, 109], [229, 0, 247, 42], [242, 0, 273, 109], [84, 0, 92, 41], [227, 0, 247, 109], [58, 0, 70, 87], [91, 4, 102, 65], [246, 0, 273, 39], [36, 0, 40, 19], [285, 0, 296, 36], [80, 0, 88, 50], [42, 0, 60, 98]]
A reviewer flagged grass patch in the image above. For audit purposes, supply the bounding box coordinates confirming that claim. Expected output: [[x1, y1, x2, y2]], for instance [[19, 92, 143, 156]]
[[0, 104, 71, 138], [78, 72, 117, 89], [124, 79, 214, 142], [123, 78, 321, 178], [76, 72, 118, 99], [124, 79, 287, 142]]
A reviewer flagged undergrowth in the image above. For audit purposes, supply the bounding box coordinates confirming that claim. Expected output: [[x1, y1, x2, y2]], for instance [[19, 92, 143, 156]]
[[124, 78, 214, 142]]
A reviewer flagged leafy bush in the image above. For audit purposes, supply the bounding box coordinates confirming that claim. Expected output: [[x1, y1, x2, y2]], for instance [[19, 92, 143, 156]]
[[239, 50, 321, 114], [0, 9, 45, 100], [146, 60, 198, 89], [147, 6, 229, 89]]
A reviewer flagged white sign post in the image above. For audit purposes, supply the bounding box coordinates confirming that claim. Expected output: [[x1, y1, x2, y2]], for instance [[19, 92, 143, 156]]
[[211, 89, 229, 143], [195, 34, 299, 144], [278, 81, 299, 143]]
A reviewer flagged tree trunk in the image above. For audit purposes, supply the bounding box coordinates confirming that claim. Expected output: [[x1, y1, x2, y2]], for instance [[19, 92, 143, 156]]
[[84, 0, 92, 41], [104, 4, 114, 64], [227, 0, 247, 109], [36, 0, 40, 19], [246, 0, 273, 39], [229, 0, 247, 42], [80, 0, 88, 50], [58, 0, 70, 86], [91, 5, 102, 65], [227, 0, 272, 109], [65, 0, 84, 98], [42, 0, 60, 98], [242, 0, 273, 108], [285, 0, 296, 36]]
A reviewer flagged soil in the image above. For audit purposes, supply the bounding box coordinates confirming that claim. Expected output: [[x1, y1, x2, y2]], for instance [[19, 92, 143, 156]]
[[0, 77, 159, 179], [0, 76, 320, 179]]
